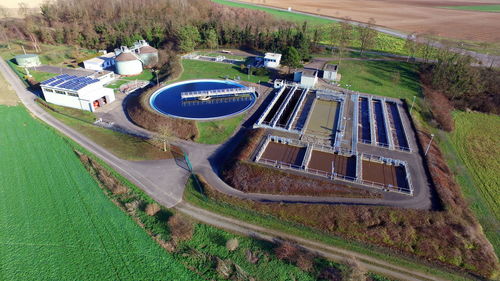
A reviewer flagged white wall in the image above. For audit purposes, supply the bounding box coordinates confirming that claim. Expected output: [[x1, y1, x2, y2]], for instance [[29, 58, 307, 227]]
[[42, 85, 115, 112], [300, 76, 317, 88], [323, 71, 337, 81], [43, 88, 91, 111]]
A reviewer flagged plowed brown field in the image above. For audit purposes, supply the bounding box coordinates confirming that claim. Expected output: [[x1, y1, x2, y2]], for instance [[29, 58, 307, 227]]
[[238, 0, 500, 42]]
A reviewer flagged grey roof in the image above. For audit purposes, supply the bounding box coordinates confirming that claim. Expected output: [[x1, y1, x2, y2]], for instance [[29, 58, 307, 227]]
[[302, 69, 317, 77], [324, 64, 338, 72]]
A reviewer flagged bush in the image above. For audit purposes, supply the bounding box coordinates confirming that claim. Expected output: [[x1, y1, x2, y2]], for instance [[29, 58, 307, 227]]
[[145, 203, 161, 216], [168, 214, 194, 243], [225, 238, 239, 251], [425, 88, 455, 132]]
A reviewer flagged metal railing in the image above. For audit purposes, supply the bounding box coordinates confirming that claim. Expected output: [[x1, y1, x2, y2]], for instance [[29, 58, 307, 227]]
[[181, 87, 255, 100]]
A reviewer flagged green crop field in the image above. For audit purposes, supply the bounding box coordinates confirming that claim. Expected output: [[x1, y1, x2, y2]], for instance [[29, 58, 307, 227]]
[[440, 111, 500, 254], [338, 60, 421, 101], [442, 5, 500, 12], [0, 105, 199, 280]]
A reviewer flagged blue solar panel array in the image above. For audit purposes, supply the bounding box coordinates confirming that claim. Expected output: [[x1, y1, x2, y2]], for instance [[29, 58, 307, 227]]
[[40, 74, 100, 91]]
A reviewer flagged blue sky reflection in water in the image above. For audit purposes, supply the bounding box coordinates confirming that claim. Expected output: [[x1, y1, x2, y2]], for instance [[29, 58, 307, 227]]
[[150, 80, 256, 120]]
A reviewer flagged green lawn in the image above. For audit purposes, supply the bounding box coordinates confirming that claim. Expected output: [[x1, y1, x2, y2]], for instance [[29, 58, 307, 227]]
[[38, 100, 172, 161], [440, 111, 500, 254], [177, 59, 271, 84], [441, 5, 500, 12], [338, 60, 422, 101], [105, 79, 133, 89], [196, 115, 245, 144], [0, 105, 199, 280]]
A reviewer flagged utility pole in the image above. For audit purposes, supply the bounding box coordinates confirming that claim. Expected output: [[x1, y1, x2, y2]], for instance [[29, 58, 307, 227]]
[[410, 96, 416, 114], [424, 133, 435, 156]]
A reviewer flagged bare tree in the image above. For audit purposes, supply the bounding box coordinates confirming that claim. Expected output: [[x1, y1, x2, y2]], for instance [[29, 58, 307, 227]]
[[0, 5, 10, 18], [404, 32, 418, 62], [17, 2, 30, 18], [336, 18, 354, 66], [357, 18, 377, 56]]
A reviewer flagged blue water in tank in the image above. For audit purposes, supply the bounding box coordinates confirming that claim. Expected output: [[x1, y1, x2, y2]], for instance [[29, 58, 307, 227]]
[[150, 79, 256, 120]]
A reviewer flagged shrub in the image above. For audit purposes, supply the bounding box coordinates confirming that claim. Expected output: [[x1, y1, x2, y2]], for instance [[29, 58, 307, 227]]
[[168, 213, 194, 243], [425, 88, 455, 131], [343, 257, 367, 281], [226, 238, 239, 251], [145, 203, 161, 216]]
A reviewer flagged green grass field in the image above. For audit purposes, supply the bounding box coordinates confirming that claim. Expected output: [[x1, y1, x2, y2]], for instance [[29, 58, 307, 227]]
[[440, 111, 500, 254], [177, 59, 271, 84], [442, 5, 500, 12], [196, 115, 245, 144], [0, 105, 199, 280], [38, 100, 172, 161], [338, 60, 421, 101]]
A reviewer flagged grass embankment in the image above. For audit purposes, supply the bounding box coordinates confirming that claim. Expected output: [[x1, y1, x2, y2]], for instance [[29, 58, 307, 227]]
[[0, 70, 18, 106], [439, 111, 500, 255], [195, 115, 245, 144], [441, 5, 500, 12], [37, 99, 172, 161], [338, 60, 422, 101], [0, 105, 198, 280], [184, 176, 470, 281], [177, 59, 270, 84]]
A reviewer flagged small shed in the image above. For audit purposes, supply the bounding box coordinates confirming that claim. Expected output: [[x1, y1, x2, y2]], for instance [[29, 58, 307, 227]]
[[15, 54, 41, 67], [263, 53, 282, 68], [294, 69, 318, 88], [323, 64, 339, 81]]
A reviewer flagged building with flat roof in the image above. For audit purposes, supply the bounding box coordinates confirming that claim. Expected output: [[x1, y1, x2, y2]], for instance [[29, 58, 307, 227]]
[[294, 69, 318, 88], [323, 64, 339, 81], [263, 52, 282, 68], [40, 74, 115, 112], [83, 52, 116, 71]]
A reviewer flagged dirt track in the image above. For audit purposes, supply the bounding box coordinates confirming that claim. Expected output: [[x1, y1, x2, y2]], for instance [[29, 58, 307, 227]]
[[238, 0, 500, 42]]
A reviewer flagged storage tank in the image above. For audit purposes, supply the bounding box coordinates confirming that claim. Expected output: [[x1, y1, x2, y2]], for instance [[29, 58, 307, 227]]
[[15, 54, 41, 67], [115, 49, 142, 76], [137, 45, 159, 68]]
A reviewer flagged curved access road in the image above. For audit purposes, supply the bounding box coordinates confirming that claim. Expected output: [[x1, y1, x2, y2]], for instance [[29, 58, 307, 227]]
[[1, 59, 455, 280]]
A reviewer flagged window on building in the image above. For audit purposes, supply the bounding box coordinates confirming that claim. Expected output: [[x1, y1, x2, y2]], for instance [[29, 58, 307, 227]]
[[55, 90, 66, 95], [44, 88, 53, 93], [67, 92, 78, 97]]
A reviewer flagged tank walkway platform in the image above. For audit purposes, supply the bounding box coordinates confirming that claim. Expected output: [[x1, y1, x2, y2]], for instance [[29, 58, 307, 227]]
[[180, 87, 255, 100]]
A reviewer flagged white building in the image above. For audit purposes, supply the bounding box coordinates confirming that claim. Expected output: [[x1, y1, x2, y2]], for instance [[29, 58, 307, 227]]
[[294, 69, 318, 88], [40, 74, 115, 112], [323, 64, 339, 81], [263, 52, 282, 68], [83, 52, 116, 71]]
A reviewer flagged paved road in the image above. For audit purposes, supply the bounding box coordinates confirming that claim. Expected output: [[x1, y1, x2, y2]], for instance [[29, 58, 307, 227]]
[[223, 0, 500, 68], [0, 59, 453, 280]]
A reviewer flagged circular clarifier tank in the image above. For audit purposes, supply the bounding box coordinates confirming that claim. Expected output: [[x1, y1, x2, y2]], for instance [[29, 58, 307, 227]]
[[150, 79, 257, 120]]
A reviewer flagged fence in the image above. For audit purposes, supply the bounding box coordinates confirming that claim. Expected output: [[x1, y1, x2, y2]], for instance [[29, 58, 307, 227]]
[[257, 156, 412, 195]]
